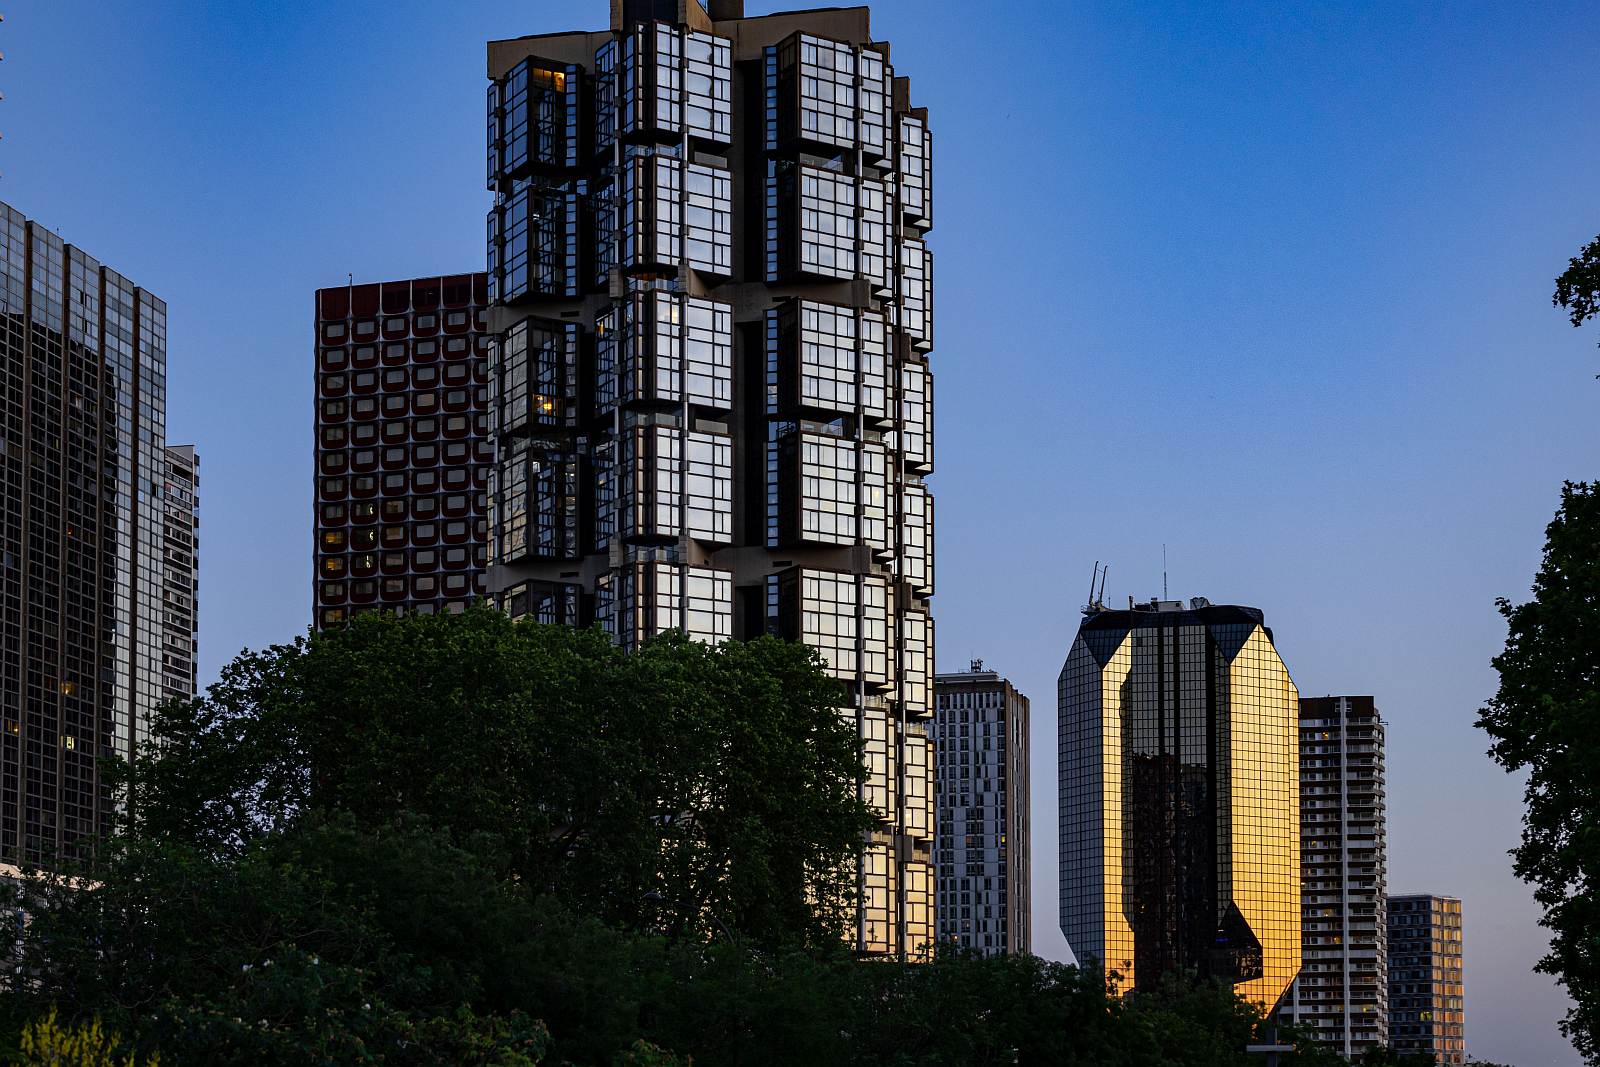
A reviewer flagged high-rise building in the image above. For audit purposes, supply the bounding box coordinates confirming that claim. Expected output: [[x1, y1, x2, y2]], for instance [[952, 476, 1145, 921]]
[[484, 0, 936, 955], [1387, 894, 1465, 1065], [312, 275, 493, 630], [1057, 597, 1301, 1008], [0, 199, 195, 864], [1279, 696, 1389, 1057], [158, 445, 201, 705], [934, 661, 1030, 956]]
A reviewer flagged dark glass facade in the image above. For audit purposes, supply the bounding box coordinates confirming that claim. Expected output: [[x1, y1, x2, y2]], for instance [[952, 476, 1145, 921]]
[[0, 199, 195, 865], [934, 662, 1031, 956], [1387, 894, 1465, 1065], [486, 0, 935, 955], [1058, 598, 1300, 1008], [312, 275, 493, 629]]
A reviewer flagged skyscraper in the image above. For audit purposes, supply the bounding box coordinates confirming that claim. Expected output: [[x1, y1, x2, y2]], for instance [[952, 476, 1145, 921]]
[[1057, 597, 1301, 1008], [312, 275, 493, 630], [934, 661, 1030, 956], [158, 445, 201, 706], [1387, 894, 1465, 1065], [484, 0, 936, 955], [1280, 695, 1389, 1057], [0, 199, 195, 864]]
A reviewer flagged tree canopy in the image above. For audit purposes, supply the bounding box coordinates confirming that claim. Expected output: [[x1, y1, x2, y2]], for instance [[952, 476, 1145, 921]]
[[1554, 234, 1600, 352], [1478, 482, 1600, 1062], [126, 605, 874, 951]]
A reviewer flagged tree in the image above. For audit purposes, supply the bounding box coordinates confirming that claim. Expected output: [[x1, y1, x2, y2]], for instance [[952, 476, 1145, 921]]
[[128, 606, 874, 951], [1477, 482, 1600, 1062], [1554, 235, 1600, 355]]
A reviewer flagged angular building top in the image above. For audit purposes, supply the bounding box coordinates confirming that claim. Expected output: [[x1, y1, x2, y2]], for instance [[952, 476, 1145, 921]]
[[1059, 594, 1300, 1009]]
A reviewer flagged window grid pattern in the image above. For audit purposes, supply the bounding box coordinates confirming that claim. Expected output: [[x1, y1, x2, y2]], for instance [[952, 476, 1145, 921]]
[[601, 424, 732, 546], [899, 360, 932, 474], [767, 300, 889, 424], [0, 203, 191, 866], [1386, 896, 1464, 1065], [1279, 696, 1390, 1059], [597, 24, 732, 152], [597, 561, 733, 651], [597, 292, 732, 414], [897, 115, 932, 227], [499, 317, 579, 435], [487, 60, 580, 188], [1057, 608, 1300, 1007], [314, 276, 493, 629], [935, 671, 1032, 956], [488, 12, 936, 959], [489, 185, 581, 302]]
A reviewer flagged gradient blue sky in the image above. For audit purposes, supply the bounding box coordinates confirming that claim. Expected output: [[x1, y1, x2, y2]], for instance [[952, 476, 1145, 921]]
[[5, 2, 1598, 1061]]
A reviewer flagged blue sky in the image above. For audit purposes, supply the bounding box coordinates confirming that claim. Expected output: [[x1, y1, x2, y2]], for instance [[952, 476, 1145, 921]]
[[5, 2, 1598, 1061]]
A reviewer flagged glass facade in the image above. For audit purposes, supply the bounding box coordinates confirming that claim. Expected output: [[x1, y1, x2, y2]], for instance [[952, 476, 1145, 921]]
[[487, 2, 935, 957], [1058, 599, 1301, 1008], [1387, 895, 1466, 1065], [934, 664, 1031, 957], [312, 275, 492, 629], [0, 199, 195, 865]]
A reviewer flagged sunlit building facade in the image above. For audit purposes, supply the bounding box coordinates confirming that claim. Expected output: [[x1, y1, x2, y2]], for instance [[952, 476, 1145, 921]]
[[0, 199, 195, 864], [1058, 598, 1300, 1008], [1387, 894, 1465, 1065], [484, 0, 936, 955], [312, 275, 493, 629], [1279, 695, 1389, 1056], [935, 661, 1030, 956]]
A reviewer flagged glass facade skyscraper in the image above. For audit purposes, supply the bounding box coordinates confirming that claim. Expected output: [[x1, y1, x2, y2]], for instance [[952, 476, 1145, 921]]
[[0, 199, 196, 865], [1057, 597, 1301, 1009], [1387, 894, 1466, 1065], [313, 275, 493, 629], [1279, 695, 1389, 1056], [935, 661, 1030, 956], [485, 0, 936, 955]]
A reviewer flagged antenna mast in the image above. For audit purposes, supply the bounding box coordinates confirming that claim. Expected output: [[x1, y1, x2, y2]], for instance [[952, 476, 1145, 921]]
[[1162, 544, 1168, 600]]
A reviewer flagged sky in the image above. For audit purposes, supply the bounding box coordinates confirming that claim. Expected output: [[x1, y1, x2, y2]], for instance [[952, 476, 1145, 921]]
[[3, 1, 1598, 1062]]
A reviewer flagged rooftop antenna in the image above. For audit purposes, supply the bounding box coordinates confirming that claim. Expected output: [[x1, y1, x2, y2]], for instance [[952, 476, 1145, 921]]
[[1163, 544, 1168, 600], [1097, 564, 1108, 608], [1087, 560, 1099, 610]]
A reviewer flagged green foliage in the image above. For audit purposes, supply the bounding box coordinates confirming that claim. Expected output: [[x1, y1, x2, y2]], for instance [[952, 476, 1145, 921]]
[[15, 1011, 156, 1067], [0, 607, 1370, 1064], [130, 606, 873, 951], [1478, 481, 1600, 1062], [1554, 234, 1600, 348]]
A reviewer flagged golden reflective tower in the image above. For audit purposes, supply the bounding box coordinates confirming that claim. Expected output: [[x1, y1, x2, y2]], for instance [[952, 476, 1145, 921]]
[[1058, 598, 1301, 1009]]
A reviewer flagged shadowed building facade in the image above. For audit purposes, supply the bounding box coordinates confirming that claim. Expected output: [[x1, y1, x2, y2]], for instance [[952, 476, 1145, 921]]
[[0, 199, 197, 865], [1058, 597, 1300, 1009], [1279, 695, 1389, 1056], [483, 0, 936, 955], [1387, 894, 1465, 1065], [935, 661, 1030, 956], [313, 275, 493, 629]]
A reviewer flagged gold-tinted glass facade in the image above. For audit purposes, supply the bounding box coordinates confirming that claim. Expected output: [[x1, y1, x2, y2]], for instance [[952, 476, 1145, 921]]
[[1058, 600, 1301, 1009]]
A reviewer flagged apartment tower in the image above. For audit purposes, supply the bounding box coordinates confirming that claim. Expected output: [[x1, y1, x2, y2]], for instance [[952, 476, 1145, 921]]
[[0, 199, 197, 864], [158, 445, 200, 705], [934, 661, 1030, 956], [1387, 894, 1465, 1065], [313, 275, 493, 628], [1279, 696, 1389, 1056], [484, 0, 936, 954], [1057, 597, 1301, 1009]]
